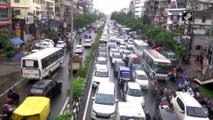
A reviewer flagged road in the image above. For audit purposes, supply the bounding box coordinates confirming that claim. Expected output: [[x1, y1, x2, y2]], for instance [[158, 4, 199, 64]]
[[83, 41, 178, 119], [0, 30, 96, 119]]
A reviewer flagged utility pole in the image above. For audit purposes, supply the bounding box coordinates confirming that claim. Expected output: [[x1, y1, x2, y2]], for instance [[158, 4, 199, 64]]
[[69, 0, 74, 112]]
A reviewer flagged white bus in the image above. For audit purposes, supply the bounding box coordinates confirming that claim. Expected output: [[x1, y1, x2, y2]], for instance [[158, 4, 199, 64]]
[[21, 48, 64, 79], [133, 40, 150, 57], [142, 49, 171, 80]]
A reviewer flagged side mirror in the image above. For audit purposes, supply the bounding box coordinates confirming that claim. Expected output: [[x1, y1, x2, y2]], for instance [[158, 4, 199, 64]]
[[180, 110, 184, 114], [91, 96, 95, 100], [115, 99, 119, 102]]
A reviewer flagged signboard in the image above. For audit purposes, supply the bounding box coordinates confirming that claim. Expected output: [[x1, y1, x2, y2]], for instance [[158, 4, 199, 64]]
[[0, 4, 9, 9], [15, 29, 21, 37], [182, 11, 193, 21], [15, 23, 20, 29], [25, 16, 34, 24]]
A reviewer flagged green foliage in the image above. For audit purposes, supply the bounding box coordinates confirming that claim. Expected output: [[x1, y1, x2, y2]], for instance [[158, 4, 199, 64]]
[[43, 29, 57, 39], [175, 44, 187, 59], [0, 30, 16, 58], [74, 13, 97, 29], [53, 113, 72, 120], [155, 31, 175, 51], [73, 77, 84, 100], [145, 27, 161, 39]]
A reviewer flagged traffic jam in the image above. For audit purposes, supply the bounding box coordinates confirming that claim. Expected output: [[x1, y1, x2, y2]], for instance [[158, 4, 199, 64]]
[[88, 19, 213, 120]]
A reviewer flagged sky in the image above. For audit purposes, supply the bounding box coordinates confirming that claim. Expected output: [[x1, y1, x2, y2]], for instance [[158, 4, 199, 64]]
[[93, 0, 131, 15]]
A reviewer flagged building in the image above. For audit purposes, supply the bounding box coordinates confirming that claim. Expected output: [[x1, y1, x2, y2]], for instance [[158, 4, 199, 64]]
[[0, 0, 12, 30], [55, 0, 71, 33], [129, 0, 146, 18]]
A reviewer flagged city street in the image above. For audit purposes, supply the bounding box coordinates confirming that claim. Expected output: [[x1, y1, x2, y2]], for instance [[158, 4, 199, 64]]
[[82, 37, 178, 120], [0, 30, 96, 119]]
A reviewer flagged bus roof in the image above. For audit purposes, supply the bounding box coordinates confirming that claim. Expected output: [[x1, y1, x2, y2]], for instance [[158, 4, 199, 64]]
[[14, 96, 50, 116], [144, 49, 171, 63], [22, 48, 62, 60], [134, 40, 149, 46]]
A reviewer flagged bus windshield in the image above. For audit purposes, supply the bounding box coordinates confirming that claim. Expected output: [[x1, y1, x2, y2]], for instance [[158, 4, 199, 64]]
[[155, 63, 170, 74]]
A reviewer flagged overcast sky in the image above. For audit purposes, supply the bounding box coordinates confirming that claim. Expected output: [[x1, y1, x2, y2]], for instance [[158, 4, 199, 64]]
[[93, 0, 131, 15]]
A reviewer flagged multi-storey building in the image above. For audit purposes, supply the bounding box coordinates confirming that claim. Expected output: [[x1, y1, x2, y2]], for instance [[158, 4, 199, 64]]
[[129, 0, 146, 18], [0, 0, 11, 30]]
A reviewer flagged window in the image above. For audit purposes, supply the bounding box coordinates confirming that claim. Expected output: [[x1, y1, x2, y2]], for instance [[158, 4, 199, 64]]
[[195, 45, 202, 50], [14, 10, 21, 15], [202, 17, 206, 23], [55, 7, 60, 12], [0, 9, 9, 19], [14, 0, 19, 3], [0, 0, 7, 4], [177, 97, 185, 112]]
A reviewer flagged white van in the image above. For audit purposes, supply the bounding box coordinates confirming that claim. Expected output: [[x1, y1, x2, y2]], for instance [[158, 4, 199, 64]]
[[91, 82, 118, 120], [116, 102, 146, 120]]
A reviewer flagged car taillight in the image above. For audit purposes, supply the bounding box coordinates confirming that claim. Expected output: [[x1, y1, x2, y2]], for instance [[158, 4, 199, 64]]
[[42, 92, 48, 97]]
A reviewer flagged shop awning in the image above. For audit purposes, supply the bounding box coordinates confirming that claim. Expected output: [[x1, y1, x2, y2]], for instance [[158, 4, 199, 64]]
[[10, 38, 24, 45]]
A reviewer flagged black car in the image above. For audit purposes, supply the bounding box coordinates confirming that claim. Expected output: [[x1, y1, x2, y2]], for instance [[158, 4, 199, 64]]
[[29, 80, 62, 99], [154, 107, 180, 120]]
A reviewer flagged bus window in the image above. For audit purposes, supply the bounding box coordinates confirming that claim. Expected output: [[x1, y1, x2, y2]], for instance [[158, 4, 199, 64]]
[[23, 60, 38, 68]]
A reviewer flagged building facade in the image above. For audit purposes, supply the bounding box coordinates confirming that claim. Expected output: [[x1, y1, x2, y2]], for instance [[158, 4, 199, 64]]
[[0, 0, 11, 30]]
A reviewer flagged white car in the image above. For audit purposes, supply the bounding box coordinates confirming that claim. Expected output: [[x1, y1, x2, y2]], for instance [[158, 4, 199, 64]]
[[92, 67, 110, 88], [111, 52, 123, 65], [170, 92, 209, 120], [119, 45, 127, 53], [109, 48, 119, 58], [44, 39, 54, 47], [95, 57, 107, 68], [56, 41, 66, 48], [31, 49, 40, 54], [84, 39, 92, 47], [123, 82, 145, 107], [91, 82, 118, 120], [74, 45, 83, 54], [34, 40, 48, 48], [133, 70, 149, 89]]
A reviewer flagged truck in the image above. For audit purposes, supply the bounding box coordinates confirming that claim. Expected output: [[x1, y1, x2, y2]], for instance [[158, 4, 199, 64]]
[[128, 53, 143, 72], [71, 54, 82, 72], [116, 102, 146, 120], [118, 66, 131, 88]]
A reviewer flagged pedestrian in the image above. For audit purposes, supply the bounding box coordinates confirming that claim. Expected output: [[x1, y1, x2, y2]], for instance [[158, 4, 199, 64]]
[[145, 111, 151, 120], [195, 56, 199, 64]]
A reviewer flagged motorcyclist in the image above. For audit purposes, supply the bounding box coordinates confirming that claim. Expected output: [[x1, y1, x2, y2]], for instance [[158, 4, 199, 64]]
[[1, 103, 16, 120], [7, 89, 20, 105], [168, 68, 177, 81], [145, 111, 151, 120]]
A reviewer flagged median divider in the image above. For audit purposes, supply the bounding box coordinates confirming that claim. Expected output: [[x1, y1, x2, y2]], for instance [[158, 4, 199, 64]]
[[57, 23, 105, 120]]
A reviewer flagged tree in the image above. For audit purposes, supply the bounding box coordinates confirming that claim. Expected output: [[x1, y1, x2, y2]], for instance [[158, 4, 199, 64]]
[[74, 13, 97, 29], [145, 27, 161, 40], [175, 44, 188, 62], [43, 29, 57, 39], [0, 29, 15, 58], [155, 31, 175, 50]]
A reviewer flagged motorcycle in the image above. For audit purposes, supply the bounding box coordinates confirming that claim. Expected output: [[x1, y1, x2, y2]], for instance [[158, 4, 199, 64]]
[[1, 103, 16, 120]]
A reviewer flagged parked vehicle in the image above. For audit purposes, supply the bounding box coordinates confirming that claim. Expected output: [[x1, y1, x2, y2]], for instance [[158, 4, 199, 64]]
[[29, 79, 62, 98], [84, 39, 92, 47], [74, 45, 84, 54], [56, 40, 66, 48], [116, 102, 146, 120], [162, 51, 177, 63], [13, 96, 50, 120], [118, 66, 131, 88]]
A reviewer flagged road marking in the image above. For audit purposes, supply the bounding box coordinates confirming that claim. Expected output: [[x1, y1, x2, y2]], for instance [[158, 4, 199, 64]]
[[52, 72, 58, 78], [0, 78, 23, 98], [82, 74, 93, 120], [60, 97, 69, 115], [120, 89, 123, 98]]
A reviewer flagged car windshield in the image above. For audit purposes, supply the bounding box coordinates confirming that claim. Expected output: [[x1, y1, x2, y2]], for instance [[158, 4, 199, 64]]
[[186, 106, 207, 118], [97, 60, 107, 64], [127, 88, 143, 97], [95, 93, 114, 105], [137, 74, 147, 80], [95, 71, 108, 77], [30, 88, 44, 94], [76, 46, 82, 49], [99, 49, 106, 52], [113, 54, 122, 59], [168, 54, 176, 59], [99, 53, 107, 57]]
